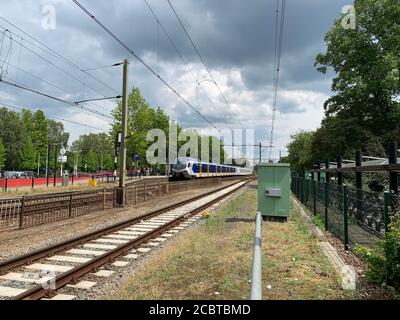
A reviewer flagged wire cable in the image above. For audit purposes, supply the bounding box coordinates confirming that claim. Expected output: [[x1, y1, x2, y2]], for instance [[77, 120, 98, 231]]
[[143, 0, 222, 122], [166, 0, 243, 127], [268, 0, 286, 161], [0, 101, 108, 132], [72, 0, 221, 134], [0, 16, 120, 96], [0, 78, 114, 120]]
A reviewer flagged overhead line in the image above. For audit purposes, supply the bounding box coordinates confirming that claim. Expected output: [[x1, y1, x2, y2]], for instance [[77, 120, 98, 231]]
[[71, 0, 221, 134], [0, 17, 121, 96], [0, 57, 115, 115], [0, 78, 114, 120], [143, 0, 220, 122], [166, 0, 243, 127], [0, 29, 116, 101], [0, 101, 108, 132], [268, 0, 286, 161]]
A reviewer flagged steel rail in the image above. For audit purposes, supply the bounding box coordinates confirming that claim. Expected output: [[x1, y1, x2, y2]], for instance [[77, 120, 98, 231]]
[[13, 179, 251, 300], [0, 179, 249, 273], [250, 211, 262, 300]]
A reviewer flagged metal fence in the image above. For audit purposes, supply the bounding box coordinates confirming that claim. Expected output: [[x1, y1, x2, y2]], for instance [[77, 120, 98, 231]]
[[291, 176, 390, 250], [0, 177, 227, 231]]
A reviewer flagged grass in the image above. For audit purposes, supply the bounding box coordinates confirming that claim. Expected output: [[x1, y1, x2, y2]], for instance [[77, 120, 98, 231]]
[[109, 186, 355, 300]]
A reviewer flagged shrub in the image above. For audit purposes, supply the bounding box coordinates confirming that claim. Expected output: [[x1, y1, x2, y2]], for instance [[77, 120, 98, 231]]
[[355, 209, 400, 291]]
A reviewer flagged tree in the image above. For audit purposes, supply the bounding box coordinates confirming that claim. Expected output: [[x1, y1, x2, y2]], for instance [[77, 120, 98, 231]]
[[85, 149, 98, 173], [0, 140, 5, 171], [21, 136, 37, 170], [111, 87, 170, 170], [0, 108, 27, 170], [69, 133, 114, 172], [32, 110, 48, 168], [286, 131, 315, 175], [315, 0, 400, 144]]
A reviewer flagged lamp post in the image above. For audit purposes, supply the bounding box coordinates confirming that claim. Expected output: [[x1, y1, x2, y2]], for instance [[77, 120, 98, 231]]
[[73, 150, 82, 177]]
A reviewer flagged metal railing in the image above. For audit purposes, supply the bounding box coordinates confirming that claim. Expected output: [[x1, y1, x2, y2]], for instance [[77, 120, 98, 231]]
[[250, 211, 262, 300], [291, 176, 391, 250], [0, 177, 227, 231]]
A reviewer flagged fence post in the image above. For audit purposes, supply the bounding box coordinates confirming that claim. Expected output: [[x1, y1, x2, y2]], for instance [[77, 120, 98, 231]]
[[135, 186, 137, 205], [313, 180, 317, 215], [31, 177, 34, 188], [343, 185, 349, 250], [383, 191, 391, 233], [5, 178, 7, 191], [69, 192, 73, 218], [304, 179, 307, 204], [103, 188, 106, 210], [324, 181, 329, 231], [19, 196, 25, 229]]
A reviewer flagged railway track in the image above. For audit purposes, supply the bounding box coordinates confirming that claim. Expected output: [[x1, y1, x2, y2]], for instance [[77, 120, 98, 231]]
[[0, 178, 251, 300]]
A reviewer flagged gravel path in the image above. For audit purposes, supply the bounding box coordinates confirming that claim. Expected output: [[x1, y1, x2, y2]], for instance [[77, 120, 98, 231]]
[[0, 180, 234, 261], [54, 183, 251, 300]]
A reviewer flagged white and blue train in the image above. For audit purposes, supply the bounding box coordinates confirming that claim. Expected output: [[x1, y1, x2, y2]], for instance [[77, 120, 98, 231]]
[[171, 157, 253, 179]]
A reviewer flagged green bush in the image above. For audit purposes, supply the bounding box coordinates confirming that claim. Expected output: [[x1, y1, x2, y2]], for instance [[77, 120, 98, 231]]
[[355, 210, 400, 291]]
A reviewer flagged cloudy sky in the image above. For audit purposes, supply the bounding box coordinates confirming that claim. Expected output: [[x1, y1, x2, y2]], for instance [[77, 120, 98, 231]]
[[0, 0, 352, 162]]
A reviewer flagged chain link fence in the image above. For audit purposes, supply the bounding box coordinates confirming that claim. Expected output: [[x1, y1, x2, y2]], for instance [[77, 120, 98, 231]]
[[291, 176, 391, 250]]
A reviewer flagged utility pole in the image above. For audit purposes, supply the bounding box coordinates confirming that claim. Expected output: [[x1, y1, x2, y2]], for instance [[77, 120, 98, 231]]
[[117, 59, 129, 206], [53, 145, 58, 187], [45, 144, 50, 186], [259, 142, 262, 164]]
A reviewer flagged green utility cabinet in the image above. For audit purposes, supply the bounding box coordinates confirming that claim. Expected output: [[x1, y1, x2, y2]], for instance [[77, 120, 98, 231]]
[[256, 163, 290, 218]]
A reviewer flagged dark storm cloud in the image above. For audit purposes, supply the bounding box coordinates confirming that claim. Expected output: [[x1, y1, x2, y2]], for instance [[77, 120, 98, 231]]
[[0, 0, 354, 159]]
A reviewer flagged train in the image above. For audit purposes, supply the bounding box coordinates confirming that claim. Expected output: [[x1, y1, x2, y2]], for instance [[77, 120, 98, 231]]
[[170, 157, 253, 180]]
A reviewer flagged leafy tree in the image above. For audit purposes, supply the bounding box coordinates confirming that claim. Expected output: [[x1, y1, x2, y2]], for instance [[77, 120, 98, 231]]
[[84, 149, 98, 173], [315, 0, 400, 143], [32, 110, 48, 167], [286, 130, 315, 175], [112, 87, 170, 171], [0, 139, 6, 171], [21, 136, 37, 170], [0, 108, 27, 170], [69, 133, 114, 172]]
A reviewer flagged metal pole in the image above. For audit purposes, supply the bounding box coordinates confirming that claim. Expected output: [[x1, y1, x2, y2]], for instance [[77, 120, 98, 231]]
[[389, 141, 398, 194], [45, 144, 50, 187], [250, 211, 262, 300], [53, 145, 57, 187], [117, 59, 129, 206], [355, 150, 362, 220], [324, 181, 329, 231], [343, 185, 349, 250], [337, 155, 343, 186], [259, 142, 261, 164], [37, 153, 40, 177], [383, 191, 391, 233]]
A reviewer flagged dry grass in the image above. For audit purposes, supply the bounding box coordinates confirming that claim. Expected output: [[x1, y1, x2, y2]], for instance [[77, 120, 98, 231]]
[[109, 187, 355, 300]]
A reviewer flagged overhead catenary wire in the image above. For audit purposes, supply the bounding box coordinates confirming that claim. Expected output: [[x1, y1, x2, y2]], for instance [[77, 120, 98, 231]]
[[0, 26, 118, 114], [166, 0, 243, 127], [0, 28, 119, 105], [71, 0, 221, 134], [268, 0, 286, 161], [143, 0, 220, 121], [0, 16, 121, 96], [0, 78, 114, 120], [0, 101, 108, 132], [0, 28, 12, 79], [0, 57, 116, 116]]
